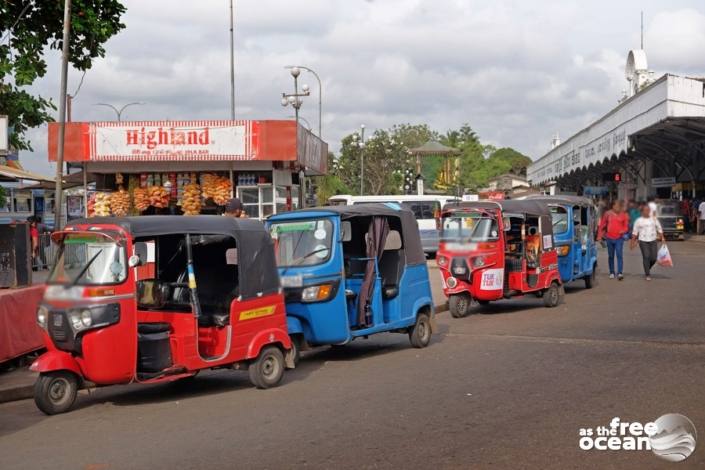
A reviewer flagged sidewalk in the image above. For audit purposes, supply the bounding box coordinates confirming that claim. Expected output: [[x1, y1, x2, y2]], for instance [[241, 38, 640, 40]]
[[0, 367, 36, 404], [687, 234, 705, 243]]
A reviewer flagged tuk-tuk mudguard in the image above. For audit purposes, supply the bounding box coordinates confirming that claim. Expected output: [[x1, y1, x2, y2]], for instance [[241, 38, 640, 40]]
[[246, 328, 292, 361], [286, 315, 304, 336], [30, 350, 83, 378]]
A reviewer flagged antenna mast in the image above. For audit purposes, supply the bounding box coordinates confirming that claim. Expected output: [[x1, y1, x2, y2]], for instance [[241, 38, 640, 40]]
[[640, 11, 644, 50]]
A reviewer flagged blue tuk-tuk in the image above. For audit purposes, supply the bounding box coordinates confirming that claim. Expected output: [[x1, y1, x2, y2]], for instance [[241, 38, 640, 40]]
[[525, 196, 598, 288], [266, 204, 435, 361]]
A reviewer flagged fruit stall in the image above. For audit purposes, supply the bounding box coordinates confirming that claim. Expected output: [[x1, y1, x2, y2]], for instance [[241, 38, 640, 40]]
[[47, 119, 327, 219]]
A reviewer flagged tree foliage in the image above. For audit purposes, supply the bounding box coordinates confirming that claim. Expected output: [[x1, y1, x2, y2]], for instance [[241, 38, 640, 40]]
[[0, 1, 127, 150], [0, 185, 6, 208], [327, 122, 532, 197]]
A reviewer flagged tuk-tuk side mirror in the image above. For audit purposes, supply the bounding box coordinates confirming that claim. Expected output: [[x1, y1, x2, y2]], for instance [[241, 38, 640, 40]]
[[128, 255, 142, 268], [341, 221, 352, 242], [503, 217, 511, 231]]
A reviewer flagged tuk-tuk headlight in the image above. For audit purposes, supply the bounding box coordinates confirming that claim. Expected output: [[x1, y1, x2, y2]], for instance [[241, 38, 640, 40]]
[[452, 265, 467, 275], [437, 256, 448, 267], [446, 276, 458, 289], [472, 256, 486, 267], [301, 284, 334, 303], [556, 245, 571, 256], [80, 309, 93, 328], [36, 306, 48, 330], [67, 304, 120, 332]]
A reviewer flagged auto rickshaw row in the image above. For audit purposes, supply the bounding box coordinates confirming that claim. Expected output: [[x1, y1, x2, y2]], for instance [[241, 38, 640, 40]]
[[30, 196, 597, 415]]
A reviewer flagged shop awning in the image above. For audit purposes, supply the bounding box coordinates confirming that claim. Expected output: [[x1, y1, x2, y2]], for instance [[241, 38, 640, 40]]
[[0, 164, 54, 182]]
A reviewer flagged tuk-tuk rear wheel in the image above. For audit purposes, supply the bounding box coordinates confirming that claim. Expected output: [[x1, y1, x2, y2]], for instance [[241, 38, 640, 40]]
[[584, 267, 596, 289], [249, 346, 285, 389], [449, 294, 471, 318], [409, 312, 432, 348], [34, 371, 79, 415], [543, 283, 561, 308]]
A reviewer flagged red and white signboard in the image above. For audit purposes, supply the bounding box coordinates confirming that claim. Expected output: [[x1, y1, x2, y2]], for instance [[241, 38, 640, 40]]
[[91, 120, 253, 161], [48, 119, 328, 174]]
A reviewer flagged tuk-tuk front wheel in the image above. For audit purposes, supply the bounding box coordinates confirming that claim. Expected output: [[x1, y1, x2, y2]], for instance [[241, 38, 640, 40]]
[[449, 294, 472, 318], [409, 312, 432, 348], [249, 346, 285, 389], [290, 334, 303, 366], [543, 282, 561, 308], [34, 371, 79, 415], [584, 267, 597, 289]]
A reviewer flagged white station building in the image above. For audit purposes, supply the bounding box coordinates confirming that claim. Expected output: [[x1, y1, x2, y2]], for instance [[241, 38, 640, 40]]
[[527, 50, 705, 201]]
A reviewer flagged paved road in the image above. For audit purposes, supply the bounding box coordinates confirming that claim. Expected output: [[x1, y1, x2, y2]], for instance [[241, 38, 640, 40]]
[[1, 242, 704, 469]]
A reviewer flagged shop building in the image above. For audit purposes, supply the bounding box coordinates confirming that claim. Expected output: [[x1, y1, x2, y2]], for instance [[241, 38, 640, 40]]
[[48, 119, 327, 219]]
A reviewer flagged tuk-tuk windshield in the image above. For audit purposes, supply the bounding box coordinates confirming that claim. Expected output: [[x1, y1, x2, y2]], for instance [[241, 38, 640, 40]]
[[550, 206, 569, 234], [269, 219, 334, 267], [441, 213, 499, 242], [48, 232, 127, 286]]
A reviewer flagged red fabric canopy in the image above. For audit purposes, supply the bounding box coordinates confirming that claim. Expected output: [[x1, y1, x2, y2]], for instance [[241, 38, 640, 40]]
[[0, 286, 45, 363]]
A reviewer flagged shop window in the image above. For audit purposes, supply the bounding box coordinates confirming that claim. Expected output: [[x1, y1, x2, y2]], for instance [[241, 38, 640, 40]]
[[237, 185, 275, 219], [13, 190, 31, 213]]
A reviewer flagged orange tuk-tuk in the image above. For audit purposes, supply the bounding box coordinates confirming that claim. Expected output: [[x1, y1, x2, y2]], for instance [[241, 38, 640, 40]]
[[31, 216, 293, 414], [436, 200, 564, 317]]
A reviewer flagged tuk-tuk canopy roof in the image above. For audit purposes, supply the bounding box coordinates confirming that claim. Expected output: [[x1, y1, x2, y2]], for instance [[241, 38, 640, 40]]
[[442, 200, 551, 217], [70, 215, 266, 238], [67, 216, 279, 300], [522, 194, 595, 207], [272, 204, 426, 265]]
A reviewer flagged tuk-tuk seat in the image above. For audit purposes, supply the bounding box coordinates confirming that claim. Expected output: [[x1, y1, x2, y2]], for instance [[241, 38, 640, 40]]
[[198, 313, 230, 328], [379, 230, 403, 300]]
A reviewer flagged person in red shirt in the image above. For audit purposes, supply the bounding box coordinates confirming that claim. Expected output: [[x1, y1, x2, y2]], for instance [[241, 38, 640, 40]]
[[597, 200, 629, 280]]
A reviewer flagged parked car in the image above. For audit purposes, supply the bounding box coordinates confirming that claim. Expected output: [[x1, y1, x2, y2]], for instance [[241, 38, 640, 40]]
[[656, 201, 685, 240]]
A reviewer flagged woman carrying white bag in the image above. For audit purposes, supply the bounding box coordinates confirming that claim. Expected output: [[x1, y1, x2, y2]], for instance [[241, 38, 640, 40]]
[[630, 205, 666, 281]]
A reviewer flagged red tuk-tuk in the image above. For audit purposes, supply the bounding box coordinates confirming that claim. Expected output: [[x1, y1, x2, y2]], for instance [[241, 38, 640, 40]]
[[436, 200, 564, 317], [31, 216, 293, 415]]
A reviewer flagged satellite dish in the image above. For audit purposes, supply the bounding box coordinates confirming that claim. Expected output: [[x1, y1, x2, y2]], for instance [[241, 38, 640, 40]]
[[625, 49, 648, 81]]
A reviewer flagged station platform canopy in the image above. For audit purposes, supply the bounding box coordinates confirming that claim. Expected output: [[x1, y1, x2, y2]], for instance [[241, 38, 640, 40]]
[[527, 73, 705, 189]]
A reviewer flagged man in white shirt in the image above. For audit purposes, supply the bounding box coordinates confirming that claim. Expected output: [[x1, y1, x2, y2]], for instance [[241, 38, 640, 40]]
[[698, 200, 705, 235], [631, 204, 665, 281]]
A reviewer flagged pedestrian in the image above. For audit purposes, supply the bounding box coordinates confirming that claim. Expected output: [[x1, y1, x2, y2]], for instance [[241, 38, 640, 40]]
[[630, 205, 665, 281], [597, 200, 629, 280], [627, 200, 640, 232], [223, 197, 247, 218], [27, 216, 39, 269], [698, 198, 705, 235]]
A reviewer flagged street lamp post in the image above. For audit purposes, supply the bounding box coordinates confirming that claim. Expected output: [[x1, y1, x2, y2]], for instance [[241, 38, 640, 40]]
[[351, 124, 366, 195], [285, 65, 321, 138], [94, 102, 145, 121], [281, 67, 310, 208]]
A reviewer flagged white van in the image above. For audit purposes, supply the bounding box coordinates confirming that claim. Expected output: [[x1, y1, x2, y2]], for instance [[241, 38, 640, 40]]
[[328, 194, 460, 255]]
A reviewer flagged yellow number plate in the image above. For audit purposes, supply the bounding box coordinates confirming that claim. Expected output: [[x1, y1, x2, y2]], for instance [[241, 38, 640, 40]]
[[239, 305, 276, 321]]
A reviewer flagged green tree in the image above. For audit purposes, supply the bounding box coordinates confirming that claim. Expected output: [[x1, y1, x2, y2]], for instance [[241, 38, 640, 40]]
[[315, 152, 350, 202], [0, 1, 127, 150], [0, 185, 6, 208]]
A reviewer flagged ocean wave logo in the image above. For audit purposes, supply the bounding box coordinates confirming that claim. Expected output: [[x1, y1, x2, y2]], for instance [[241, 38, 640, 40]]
[[649, 413, 697, 462]]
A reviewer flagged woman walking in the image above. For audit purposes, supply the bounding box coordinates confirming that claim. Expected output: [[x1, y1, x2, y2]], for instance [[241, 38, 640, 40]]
[[597, 200, 629, 280], [631, 205, 665, 281]]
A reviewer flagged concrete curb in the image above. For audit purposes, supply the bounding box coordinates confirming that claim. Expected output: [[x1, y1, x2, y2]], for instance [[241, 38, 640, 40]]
[[0, 383, 34, 404]]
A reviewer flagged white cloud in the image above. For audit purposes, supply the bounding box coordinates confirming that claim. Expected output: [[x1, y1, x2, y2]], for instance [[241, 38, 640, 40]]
[[16, 0, 705, 176]]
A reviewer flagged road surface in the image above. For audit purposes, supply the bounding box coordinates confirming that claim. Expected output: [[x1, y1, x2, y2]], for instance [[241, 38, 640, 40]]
[[1, 241, 704, 469]]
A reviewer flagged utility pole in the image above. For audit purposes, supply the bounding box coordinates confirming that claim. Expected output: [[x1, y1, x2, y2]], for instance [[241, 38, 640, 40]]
[[53, 0, 72, 230], [229, 0, 236, 119]]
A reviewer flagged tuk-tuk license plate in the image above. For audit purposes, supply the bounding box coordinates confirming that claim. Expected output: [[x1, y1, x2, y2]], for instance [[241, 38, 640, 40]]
[[281, 275, 304, 288]]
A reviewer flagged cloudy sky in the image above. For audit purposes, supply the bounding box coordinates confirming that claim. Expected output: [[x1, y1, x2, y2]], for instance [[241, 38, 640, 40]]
[[19, 0, 705, 175]]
